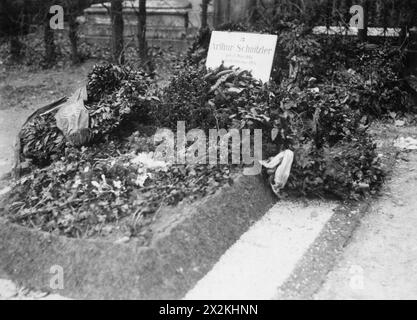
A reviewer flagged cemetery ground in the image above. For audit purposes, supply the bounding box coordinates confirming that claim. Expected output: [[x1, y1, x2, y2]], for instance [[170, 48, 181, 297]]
[[0, 61, 97, 179], [1, 60, 417, 299]]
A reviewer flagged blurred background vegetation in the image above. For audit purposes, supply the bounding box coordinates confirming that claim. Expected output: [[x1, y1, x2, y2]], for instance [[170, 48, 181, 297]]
[[0, 0, 415, 69]]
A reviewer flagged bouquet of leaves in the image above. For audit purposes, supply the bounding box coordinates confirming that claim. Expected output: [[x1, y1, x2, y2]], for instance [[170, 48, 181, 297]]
[[18, 64, 153, 167]]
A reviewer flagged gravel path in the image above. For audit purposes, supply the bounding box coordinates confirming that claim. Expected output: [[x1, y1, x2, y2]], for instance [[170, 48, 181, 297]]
[[0, 279, 68, 300], [315, 127, 417, 299]]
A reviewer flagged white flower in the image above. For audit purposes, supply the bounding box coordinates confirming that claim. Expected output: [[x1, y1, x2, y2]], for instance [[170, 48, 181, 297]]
[[131, 152, 168, 170], [91, 181, 101, 189], [73, 179, 82, 189], [135, 173, 149, 187], [113, 180, 122, 189]]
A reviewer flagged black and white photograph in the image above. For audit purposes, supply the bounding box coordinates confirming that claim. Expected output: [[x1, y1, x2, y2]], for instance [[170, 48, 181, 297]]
[[0, 0, 417, 306]]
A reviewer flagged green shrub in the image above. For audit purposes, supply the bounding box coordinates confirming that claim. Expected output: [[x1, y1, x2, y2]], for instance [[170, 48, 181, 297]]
[[150, 65, 215, 130]]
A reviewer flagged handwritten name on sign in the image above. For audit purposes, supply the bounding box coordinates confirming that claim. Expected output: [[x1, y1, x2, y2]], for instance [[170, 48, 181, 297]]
[[206, 31, 278, 83]]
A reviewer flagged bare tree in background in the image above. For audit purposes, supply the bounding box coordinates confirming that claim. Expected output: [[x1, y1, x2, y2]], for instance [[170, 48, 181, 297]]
[[65, 0, 90, 64], [358, 0, 369, 42], [201, 0, 211, 29], [0, 0, 27, 61], [43, 1, 57, 66], [136, 0, 147, 63], [111, 0, 125, 64]]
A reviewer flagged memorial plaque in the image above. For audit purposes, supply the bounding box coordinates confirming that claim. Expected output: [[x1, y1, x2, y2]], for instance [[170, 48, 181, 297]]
[[206, 31, 278, 83]]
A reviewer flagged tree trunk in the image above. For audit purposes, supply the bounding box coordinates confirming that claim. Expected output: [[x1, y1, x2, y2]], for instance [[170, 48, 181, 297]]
[[248, 0, 258, 24], [137, 0, 147, 62], [325, 0, 332, 29], [201, 0, 210, 29], [68, 14, 80, 64], [111, 0, 124, 64], [213, 0, 230, 27], [358, 0, 369, 42], [375, 0, 384, 28], [2, 0, 25, 61], [10, 36, 23, 61], [44, 15, 56, 65]]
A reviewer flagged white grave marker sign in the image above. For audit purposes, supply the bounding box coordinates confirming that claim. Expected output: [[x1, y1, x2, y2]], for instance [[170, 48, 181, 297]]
[[206, 31, 278, 83]]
